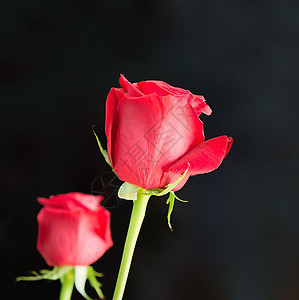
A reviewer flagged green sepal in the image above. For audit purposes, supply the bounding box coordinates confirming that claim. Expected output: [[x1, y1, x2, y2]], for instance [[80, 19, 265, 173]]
[[73, 266, 105, 300], [166, 191, 189, 231], [17, 265, 105, 300], [87, 266, 105, 299], [92, 126, 112, 168], [118, 182, 141, 200], [166, 192, 175, 231], [142, 164, 189, 230], [16, 266, 74, 282], [173, 193, 188, 203], [144, 163, 190, 197], [74, 266, 92, 300]]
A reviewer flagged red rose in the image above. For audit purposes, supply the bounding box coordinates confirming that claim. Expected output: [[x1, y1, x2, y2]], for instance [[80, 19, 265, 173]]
[[37, 192, 113, 266], [105, 75, 232, 190]]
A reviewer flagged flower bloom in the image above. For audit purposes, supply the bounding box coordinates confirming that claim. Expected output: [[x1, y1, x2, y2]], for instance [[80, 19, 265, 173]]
[[37, 192, 113, 266], [105, 75, 232, 190]]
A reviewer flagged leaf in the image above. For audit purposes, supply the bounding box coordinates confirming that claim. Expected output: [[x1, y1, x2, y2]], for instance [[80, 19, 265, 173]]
[[92, 127, 112, 167], [118, 182, 141, 200], [166, 192, 175, 231]]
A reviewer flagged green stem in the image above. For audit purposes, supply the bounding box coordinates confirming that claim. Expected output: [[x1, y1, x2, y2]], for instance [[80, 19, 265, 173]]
[[59, 269, 75, 300], [112, 190, 150, 300]]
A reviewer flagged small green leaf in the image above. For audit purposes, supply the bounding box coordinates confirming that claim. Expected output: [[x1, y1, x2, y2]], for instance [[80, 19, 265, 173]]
[[118, 182, 141, 200], [166, 192, 175, 231], [92, 127, 112, 167]]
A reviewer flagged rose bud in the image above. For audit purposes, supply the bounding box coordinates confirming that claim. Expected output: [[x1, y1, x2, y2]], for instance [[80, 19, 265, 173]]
[[105, 75, 232, 191], [17, 192, 112, 299], [37, 192, 113, 266]]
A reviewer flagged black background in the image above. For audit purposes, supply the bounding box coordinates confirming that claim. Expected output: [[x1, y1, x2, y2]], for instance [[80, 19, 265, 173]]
[[1, 0, 299, 299]]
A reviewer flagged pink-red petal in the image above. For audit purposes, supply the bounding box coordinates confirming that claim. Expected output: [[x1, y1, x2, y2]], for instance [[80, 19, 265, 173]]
[[167, 136, 233, 177], [161, 171, 190, 191], [189, 95, 212, 116], [138, 80, 211, 116], [119, 74, 144, 96], [37, 193, 103, 212], [137, 80, 176, 96], [37, 208, 112, 266], [105, 88, 125, 165], [225, 137, 233, 157]]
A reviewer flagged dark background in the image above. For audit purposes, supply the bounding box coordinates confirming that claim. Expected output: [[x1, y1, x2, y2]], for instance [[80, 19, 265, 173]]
[[1, 0, 299, 299]]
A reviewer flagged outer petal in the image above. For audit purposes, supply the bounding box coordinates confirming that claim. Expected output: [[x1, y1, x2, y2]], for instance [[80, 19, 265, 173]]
[[111, 94, 204, 189], [119, 74, 144, 96], [105, 88, 124, 165], [137, 80, 176, 96], [168, 136, 232, 176], [162, 171, 190, 192], [37, 207, 113, 266], [161, 136, 233, 190], [188, 95, 212, 116], [37, 193, 103, 212], [225, 137, 233, 157], [111, 93, 165, 188], [137, 80, 211, 116], [70, 193, 103, 211]]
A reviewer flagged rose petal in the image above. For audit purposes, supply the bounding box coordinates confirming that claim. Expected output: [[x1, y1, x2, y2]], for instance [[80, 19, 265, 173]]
[[161, 136, 232, 191], [37, 207, 112, 266], [105, 88, 124, 165], [111, 93, 165, 188], [225, 137, 233, 157], [70, 193, 103, 211], [189, 95, 212, 116], [137, 80, 176, 96], [161, 171, 190, 191], [167, 136, 232, 176], [138, 80, 211, 116], [38, 193, 103, 212], [119, 74, 144, 96]]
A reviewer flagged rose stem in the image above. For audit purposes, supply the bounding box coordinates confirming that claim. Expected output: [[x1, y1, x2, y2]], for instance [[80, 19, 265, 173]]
[[59, 269, 75, 300], [112, 189, 150, 300]]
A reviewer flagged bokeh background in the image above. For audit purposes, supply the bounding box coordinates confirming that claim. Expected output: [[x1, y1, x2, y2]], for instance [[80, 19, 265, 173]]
[[1, 0, 299, 299]]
